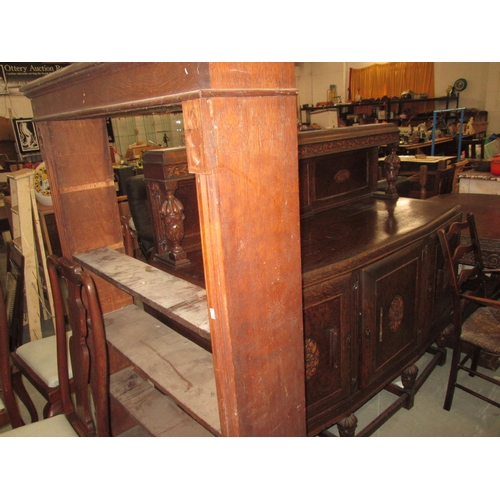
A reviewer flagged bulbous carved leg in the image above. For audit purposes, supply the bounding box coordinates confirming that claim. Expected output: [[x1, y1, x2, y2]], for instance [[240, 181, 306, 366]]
[[337, 413, 358, 437], [401, 364, 419, 390], [401, 364, 419, 409]]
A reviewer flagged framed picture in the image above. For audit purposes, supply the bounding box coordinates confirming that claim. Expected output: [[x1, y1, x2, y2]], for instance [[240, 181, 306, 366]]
[[12, 118, 41, 155]]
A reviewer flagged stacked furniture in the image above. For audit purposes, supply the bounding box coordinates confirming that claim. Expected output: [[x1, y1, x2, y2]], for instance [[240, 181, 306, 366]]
[[111, 124, 463, 436], [22, 63, 463, 436]]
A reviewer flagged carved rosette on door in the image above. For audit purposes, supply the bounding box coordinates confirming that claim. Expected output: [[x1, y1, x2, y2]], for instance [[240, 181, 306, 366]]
[[303, 273, 353, 420], [387, 295, 404, 335], [334, 169, 350, 184], [305, 328, 339, 381], [361, 241, 422, 389], [305, 337, 320, 380]]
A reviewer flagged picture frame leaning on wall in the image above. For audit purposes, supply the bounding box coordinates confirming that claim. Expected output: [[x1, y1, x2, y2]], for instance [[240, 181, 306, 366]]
[[12, 118, 41, 155]]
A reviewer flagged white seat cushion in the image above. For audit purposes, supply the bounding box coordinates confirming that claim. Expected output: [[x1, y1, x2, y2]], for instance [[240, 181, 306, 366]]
[[15, 332, 73, 388], [0, 398, 5, 411], [0, 413, 78, 437]]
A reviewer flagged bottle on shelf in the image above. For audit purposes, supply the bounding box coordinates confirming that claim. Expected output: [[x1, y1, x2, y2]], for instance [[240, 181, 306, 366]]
[[328, 85, 336, 104]]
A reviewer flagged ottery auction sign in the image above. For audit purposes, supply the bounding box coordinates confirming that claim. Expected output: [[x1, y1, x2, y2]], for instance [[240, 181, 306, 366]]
[[0, 63, 70, 94]]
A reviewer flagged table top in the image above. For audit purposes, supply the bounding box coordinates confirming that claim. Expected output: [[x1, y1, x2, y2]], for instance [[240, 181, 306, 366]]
[[379, 155, 455, 164], [403, 137, 455, 150], [429, 193, 500, 241], [300, 196, 460, 281]]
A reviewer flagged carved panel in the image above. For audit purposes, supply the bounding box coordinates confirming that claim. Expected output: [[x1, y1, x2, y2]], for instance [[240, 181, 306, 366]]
[[303, 273, 352, 418], [313, 149, 369, 202], [361, 241, 422, 388], [388, 295, 404, 332]]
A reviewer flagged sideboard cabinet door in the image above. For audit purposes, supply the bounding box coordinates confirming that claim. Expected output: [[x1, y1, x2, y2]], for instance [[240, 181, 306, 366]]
[[303, 273, 354, 421], [360, 241, 423, 389]]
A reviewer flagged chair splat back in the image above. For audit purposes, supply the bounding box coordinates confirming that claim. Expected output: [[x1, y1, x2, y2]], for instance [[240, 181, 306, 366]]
[[5, 241, 25, 351], [0, 281, 24, 428], [47, 255, 110, 437], [438, 212, 486, 302]]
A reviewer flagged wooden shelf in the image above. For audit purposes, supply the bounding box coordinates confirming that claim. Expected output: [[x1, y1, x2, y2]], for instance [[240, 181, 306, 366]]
[[104, 303, 220, 435], [110, 367, 214, 437], [74, 246, 219, 435], [301, 96, 461, 127], [74, 246, 210, 343]]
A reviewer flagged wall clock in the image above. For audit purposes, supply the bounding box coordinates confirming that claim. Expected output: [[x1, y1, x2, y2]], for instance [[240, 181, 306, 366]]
[[454, 78, 467, 92]]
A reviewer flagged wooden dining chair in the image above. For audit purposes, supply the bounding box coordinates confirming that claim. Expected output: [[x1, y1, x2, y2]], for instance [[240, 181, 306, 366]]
[[409, 164, 456, 199], [5, 240, 71, 422], [0, 255, 111, 437], [437, 212, 500, 411]]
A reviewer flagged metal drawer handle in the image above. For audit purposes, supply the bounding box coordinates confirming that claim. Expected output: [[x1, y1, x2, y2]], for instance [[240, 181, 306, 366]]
[[379, 307, 383, 342], [329, 327, 338, 369]]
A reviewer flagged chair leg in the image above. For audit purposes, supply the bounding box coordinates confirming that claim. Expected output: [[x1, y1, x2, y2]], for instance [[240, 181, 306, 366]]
[[444, 341, 462, 411], [469, 346, 481, 377], [12, 371, 39, 423]]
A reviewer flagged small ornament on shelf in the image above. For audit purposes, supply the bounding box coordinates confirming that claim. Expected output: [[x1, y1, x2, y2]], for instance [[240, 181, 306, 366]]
[[374, 148, 401, 200], [383, 148, 401, 198]]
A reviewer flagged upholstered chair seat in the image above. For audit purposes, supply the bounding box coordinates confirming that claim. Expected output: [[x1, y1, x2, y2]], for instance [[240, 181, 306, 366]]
[[14, 332, 73, 388], [0, 413, 78, 437]]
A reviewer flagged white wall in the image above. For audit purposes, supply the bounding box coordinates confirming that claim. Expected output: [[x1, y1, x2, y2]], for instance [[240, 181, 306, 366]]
[[0, 93, 34, 119], [295, 62, 347, 107], [485, 63, 500, 138], [296, 62, 499, 135], [434, 62, 489, 110]]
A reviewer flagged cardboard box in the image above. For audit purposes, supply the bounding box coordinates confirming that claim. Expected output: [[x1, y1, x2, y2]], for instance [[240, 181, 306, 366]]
[[125, 142, 161, 160], [309, 109, 339, 129]]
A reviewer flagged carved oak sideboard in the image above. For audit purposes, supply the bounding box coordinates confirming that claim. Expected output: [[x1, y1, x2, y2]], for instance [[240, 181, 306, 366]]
[[143, 124, 462, 436]]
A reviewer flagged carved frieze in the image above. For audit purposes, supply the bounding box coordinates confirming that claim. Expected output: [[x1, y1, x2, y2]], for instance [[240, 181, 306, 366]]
[[298, 131, 399, 159]]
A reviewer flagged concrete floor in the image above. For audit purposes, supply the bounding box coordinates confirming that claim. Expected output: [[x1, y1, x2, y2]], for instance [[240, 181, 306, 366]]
[[1, 240, 499, 437], [326, 351, 500, 437]]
